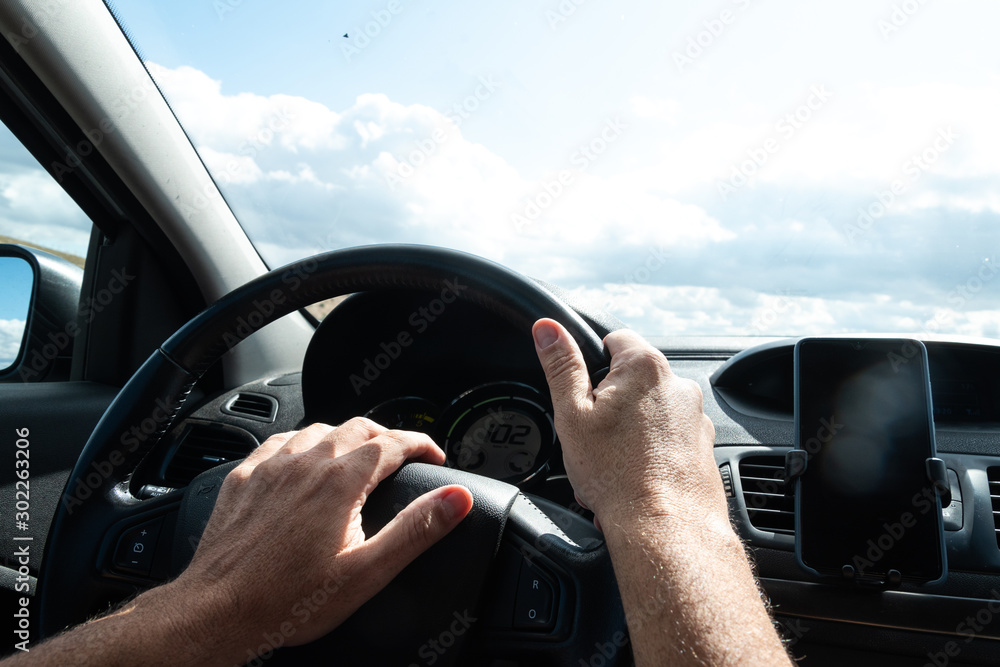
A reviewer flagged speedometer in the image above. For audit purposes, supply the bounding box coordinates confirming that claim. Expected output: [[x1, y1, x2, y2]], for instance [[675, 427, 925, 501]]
[[440, 382, 555, 485]]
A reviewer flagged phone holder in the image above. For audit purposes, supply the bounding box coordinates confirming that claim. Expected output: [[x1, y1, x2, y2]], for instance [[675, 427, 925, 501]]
[[784, 451, 950, 589], [925, 457, 951, 506], [784, 449, 807, 486]]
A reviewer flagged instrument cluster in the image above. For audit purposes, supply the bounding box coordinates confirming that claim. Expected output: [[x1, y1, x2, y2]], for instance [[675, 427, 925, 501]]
[[364, 382, 555, 485], [300, 290, 564, 488]]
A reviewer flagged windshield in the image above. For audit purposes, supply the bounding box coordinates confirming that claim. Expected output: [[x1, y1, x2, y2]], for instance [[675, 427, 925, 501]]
[[101, 2, 1000, 335]]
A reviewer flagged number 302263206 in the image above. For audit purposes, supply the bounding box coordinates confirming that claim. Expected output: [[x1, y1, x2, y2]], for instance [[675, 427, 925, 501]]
[[13, 427, 32, 653]]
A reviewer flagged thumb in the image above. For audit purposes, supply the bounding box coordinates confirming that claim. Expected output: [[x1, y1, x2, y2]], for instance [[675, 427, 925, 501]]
[[532, 319, 593, 418], [359, 485, 473, 591]]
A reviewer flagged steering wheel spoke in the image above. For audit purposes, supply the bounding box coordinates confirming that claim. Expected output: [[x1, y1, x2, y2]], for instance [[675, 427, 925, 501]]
[[98, 494, 182, 584]]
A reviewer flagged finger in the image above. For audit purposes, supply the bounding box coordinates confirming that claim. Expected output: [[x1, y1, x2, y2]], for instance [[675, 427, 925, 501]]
[[274, 423, 336, 457], [228, 426, 333, 491], [306, 417, 385, 459], [532, 319, 593, 418], [340, 430, 446, 495], [353, 485, 473, 595], [573, 491, 591, 511], [383, 431, 447, 465], [241, 430, 298, 468], [597, 332, 676, 405], [604, 329, 671, 373], [680, 376, 705, 408]]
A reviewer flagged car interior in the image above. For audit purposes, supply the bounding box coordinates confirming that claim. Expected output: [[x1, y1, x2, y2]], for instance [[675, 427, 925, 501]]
[[1, 1, 999, 665]]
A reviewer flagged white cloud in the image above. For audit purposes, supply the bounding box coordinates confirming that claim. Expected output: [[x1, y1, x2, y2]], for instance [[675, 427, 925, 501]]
[[148, 63, 346, 155], [198, 147, 263, 185], [0, 169, 92, 256], [145, 60, 729, 281], [623, 81, 1000, 219], [142, 61, 1000, 337]]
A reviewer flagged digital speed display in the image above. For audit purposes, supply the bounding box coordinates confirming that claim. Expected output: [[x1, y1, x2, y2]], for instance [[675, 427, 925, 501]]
[[452, 409, 543, 477], [441, 382, 555, 484]]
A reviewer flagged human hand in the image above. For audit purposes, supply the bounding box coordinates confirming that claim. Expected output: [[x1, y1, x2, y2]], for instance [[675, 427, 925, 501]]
[[167, 418, 473, 658], [532, 319, 721, 528]]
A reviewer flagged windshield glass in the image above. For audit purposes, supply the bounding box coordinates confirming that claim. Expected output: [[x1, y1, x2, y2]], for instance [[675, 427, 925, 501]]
[[106, 1, 1000, 337]]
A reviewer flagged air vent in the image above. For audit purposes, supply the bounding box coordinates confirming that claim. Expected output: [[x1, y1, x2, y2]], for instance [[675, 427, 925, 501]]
[[739, 455, 794, 535], [222, 393, 278, 422], [988, 467, 1000, 549], [163, 424, 258, 486]]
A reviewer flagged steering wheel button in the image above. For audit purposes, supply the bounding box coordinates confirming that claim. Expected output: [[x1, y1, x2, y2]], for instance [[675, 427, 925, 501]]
[[513, 559, 556, 630], [113, 517, 163, 576]]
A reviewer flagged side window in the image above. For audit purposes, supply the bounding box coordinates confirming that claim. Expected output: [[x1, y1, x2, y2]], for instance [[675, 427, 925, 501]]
[[0, 121, 91, 381], [0, 123, 90, 261]]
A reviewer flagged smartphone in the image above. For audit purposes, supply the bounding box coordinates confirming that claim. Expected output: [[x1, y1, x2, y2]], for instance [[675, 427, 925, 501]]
[[794, 337, 946, 584]]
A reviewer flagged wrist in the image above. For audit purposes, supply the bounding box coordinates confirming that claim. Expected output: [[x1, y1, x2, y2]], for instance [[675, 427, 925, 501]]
[[132, 576, 245, 665], [592, 456, 734, 537], [597, 490, 739, 551]]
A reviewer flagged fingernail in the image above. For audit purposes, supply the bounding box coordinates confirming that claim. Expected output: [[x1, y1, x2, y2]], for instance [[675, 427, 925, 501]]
[[441, 487, 471, 520], [534, 321, 559, 350]]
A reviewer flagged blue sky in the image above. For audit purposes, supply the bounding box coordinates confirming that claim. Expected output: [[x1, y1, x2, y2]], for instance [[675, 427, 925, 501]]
[[0, 256, 33, 316], [0, 256, 32, 367], [2, 1, 999, 336], [106, 0, 998, 181]]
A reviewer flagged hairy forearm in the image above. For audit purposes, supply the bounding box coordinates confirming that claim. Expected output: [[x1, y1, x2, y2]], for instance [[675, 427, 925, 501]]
[[2, 580, 242, 667], [601, 504, 792, 666]]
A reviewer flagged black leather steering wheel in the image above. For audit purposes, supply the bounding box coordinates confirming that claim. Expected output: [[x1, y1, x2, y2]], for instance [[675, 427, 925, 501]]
[[37, 244, 628, 665]]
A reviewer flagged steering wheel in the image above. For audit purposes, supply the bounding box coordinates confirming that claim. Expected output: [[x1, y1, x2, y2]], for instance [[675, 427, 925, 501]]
[[37, 245, 629, 665]]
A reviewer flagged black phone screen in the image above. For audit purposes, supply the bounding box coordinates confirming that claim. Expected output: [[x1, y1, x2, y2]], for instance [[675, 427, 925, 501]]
[[794, 338, 945, 583]]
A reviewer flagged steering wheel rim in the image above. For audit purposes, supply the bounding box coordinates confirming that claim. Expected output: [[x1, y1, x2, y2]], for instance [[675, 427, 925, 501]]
[[37, 244, 613, 649]]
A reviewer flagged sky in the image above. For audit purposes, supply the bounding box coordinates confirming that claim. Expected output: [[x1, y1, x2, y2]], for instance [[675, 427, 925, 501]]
[[0, 256, 32, 368], [0, 130, 91, 255], [2, 0, 999, 337]]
